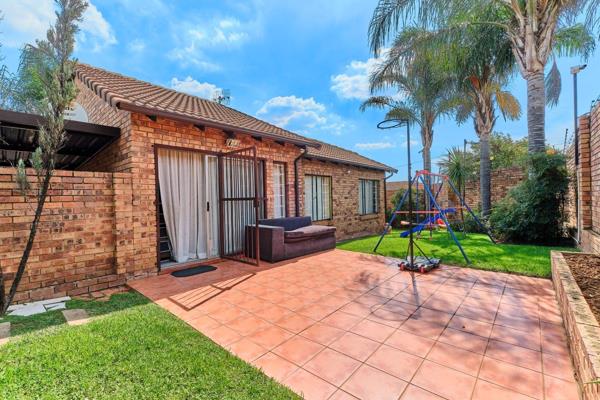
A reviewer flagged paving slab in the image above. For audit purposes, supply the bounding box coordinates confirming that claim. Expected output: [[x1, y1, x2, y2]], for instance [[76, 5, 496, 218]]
[[0, 322, 10, 345], [62, 309, 90, 326], [131, 249, 579, 400]]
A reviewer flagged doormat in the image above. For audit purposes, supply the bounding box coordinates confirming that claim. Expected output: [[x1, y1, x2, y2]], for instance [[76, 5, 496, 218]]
[[171, 265, 217, 277]]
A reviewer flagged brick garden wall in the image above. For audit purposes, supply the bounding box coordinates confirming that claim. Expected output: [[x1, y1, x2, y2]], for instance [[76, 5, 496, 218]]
[[303, 159, 386, 240], [0, 168, 151, 304], [568, 104, 600, 254]]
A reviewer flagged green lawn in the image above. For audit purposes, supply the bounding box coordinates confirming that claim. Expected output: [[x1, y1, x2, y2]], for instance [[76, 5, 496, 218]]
[[0, 302, 298, 400], [2, 291, 150, 336], [338, 230, 575, 277]]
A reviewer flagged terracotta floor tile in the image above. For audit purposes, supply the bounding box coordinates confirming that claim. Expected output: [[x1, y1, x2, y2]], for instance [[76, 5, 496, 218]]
[[490, 324, 541, 351], [366, 344, 422, 381], [273, 335, 325, 366], [247, 324, 294, 350], [209, 305, 249, 324], [447, 315, 493, 338], [329, 390, 359, 400], [385, 329, 435, 357], [275, 313, 316, 334], [421, 293, 464, 313], [283, 368, 337, 400], [227, 314, 271, 336], [202, 323, 242, 346], [426, 341, 483, 376], [494, 314, 540, 333], [352, 319, 396, 343], [339, 301, 376, 318], [300, 322, 345, 346], [298, 303, 337, 320], [471, 379, 534, 400], [253, 304, 292, 323], [398, 318, 445, 340], [321, 311, 362, 330], [411, 360, 476, 400], [236, 296, 271, 313], [479, 356, 543, 399], [278, 296, 310, 311], [329, 332, 380, 361], [455, 304, 497, 324], [543, 374, 580, 400], [410, 308, 453, 326], [437, 327, 488, 354], [341, 364, 408, 400], [542, 352, 576, 381], [304, 348, 361, 386], [355, 293, 389, 307], [188, 314, 220, 332], [399, 384, 444, 399], [393, 289, 431, 306], [228, 338, 267, 362], [485, 339, 542, 372]]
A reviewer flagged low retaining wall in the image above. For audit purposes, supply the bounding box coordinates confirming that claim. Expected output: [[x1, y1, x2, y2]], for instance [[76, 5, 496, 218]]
[[0, 167, 155, 304], [551, 251, 600, 400]]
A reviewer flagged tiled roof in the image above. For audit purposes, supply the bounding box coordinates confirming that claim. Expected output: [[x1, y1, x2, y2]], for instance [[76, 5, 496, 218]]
[[76, 64, 396, 172], [305, 140, 397, 172], [75, 64, 316, 147]]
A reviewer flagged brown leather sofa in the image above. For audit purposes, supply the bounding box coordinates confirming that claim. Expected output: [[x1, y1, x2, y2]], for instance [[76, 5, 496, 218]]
[[256, 217, 336, 262]]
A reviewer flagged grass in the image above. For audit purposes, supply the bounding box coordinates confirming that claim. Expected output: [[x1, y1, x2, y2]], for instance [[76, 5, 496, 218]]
[[1, 291, 150, 336], [0, 303, 299, 400], [338, 230, 575, 277]]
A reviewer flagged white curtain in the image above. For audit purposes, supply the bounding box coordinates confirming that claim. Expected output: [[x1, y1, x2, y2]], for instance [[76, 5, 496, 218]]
[[206, 156, 220, 258], [157, 148, 207, 263]]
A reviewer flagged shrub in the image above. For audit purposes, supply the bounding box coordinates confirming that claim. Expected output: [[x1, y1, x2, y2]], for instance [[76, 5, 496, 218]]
[[387, 187, 421, 228], [489, 152, 568, 244]]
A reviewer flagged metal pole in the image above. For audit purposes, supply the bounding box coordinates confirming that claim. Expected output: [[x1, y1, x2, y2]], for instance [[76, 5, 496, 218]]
[[407, 122, 414, 266], [571, 64, 586, 244]]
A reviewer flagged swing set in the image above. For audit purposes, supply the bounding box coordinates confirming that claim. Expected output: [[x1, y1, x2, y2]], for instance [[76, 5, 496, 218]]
[[374, 169, 495, 268]]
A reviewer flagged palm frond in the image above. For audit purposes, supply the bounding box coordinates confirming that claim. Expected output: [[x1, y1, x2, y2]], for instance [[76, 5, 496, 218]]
[[545, 60, 562, 107], [359, 96, 397, 112], [385, 107, 419, 125], [495, 91, 521, 120], [553, 24, 596, 60]]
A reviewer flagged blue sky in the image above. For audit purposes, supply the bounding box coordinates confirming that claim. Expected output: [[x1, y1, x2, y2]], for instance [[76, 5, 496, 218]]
[[1, 0, 598, 181]]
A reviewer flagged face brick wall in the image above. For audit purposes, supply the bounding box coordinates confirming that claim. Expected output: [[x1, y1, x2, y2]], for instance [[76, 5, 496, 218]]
[[568, 105, 600, 254], [0, 168, 149, 303], [302, 159, 386, 240]]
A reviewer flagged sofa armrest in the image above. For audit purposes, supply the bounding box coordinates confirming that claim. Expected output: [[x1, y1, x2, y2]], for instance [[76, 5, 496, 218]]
[[258, 225, 285, 262]]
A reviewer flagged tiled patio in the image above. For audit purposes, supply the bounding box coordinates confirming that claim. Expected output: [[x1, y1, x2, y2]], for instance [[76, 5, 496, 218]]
[[129, 249, 578, 400]]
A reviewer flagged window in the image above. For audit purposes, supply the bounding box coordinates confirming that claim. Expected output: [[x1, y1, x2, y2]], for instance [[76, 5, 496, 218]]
[[272, 162, 286, 218], [359, 179, 379, 215], [304, 175, 332, 221]]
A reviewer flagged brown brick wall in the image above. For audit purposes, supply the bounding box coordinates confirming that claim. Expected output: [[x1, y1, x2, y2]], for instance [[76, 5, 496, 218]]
[[302, 159, 386, 240], [568, 104, 600, 254], [0, 168, 150, 303]]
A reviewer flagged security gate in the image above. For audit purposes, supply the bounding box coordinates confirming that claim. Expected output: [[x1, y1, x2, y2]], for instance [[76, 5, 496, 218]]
[[218, 146, 265, 265]]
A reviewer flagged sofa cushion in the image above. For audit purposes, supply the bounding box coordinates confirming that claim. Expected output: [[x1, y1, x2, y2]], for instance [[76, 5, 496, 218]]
[[284, 225, 336, 242], [259, 217, 312, 231]]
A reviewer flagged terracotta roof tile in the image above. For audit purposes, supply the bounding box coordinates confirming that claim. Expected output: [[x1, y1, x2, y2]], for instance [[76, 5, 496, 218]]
[[75, 64, 396, 172], [306, 140, 397, 172]]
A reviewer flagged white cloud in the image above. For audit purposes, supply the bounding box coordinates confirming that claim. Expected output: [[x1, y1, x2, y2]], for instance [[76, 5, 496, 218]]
[[0, 0, 116, 51], [257, 95, 348, 136], [330, 51, 388, 101], [79, 2, 117, 51], [127, 39, 146, 53], [170, 77, 222, 100], [355, 142, 395, 150], [169, 17, 257, 70]]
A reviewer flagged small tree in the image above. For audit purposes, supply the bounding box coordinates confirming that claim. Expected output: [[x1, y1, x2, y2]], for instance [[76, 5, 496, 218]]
[[0, 0, 87, 315]]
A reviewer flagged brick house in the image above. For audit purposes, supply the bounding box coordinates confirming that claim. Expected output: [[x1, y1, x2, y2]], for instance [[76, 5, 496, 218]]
[[0, 64, 395, 303]]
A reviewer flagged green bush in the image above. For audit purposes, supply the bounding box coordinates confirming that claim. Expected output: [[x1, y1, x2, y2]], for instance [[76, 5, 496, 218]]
[[387, 187, 422, 228], [449, 211, 487, 234], [489, 152, 569, 244]]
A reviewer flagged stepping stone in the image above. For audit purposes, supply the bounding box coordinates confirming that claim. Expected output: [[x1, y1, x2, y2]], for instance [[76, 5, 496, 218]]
[[0, 322, 10, 345], [62, 309, 90, 326]]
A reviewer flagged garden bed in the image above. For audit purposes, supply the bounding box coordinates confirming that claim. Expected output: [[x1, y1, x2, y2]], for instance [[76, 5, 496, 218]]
[[551, 251, 600, 400]]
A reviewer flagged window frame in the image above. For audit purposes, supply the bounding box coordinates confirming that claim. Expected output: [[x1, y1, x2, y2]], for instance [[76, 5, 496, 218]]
[[304, 174, 333, 221], [272, 161, 288, 218], [358, 178, 380, 215]]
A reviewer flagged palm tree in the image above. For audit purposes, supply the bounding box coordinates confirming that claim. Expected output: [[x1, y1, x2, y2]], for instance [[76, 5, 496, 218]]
[[360, 52, 456, 175], [368, 0, 596, 153]]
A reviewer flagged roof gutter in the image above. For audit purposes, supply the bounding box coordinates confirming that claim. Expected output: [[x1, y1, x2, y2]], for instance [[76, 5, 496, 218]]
[[304, 155, 397, 174], [117, 102, 320, 149]]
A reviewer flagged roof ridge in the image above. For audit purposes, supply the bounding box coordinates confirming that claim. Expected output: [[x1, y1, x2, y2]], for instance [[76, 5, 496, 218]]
[[308, 138, 391, 169]]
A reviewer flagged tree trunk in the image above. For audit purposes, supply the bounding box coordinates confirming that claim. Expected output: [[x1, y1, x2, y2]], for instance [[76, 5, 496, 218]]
[[526, 71, 546, 153], [479, 132, 492, 217], [0, 172, 52, 315]]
